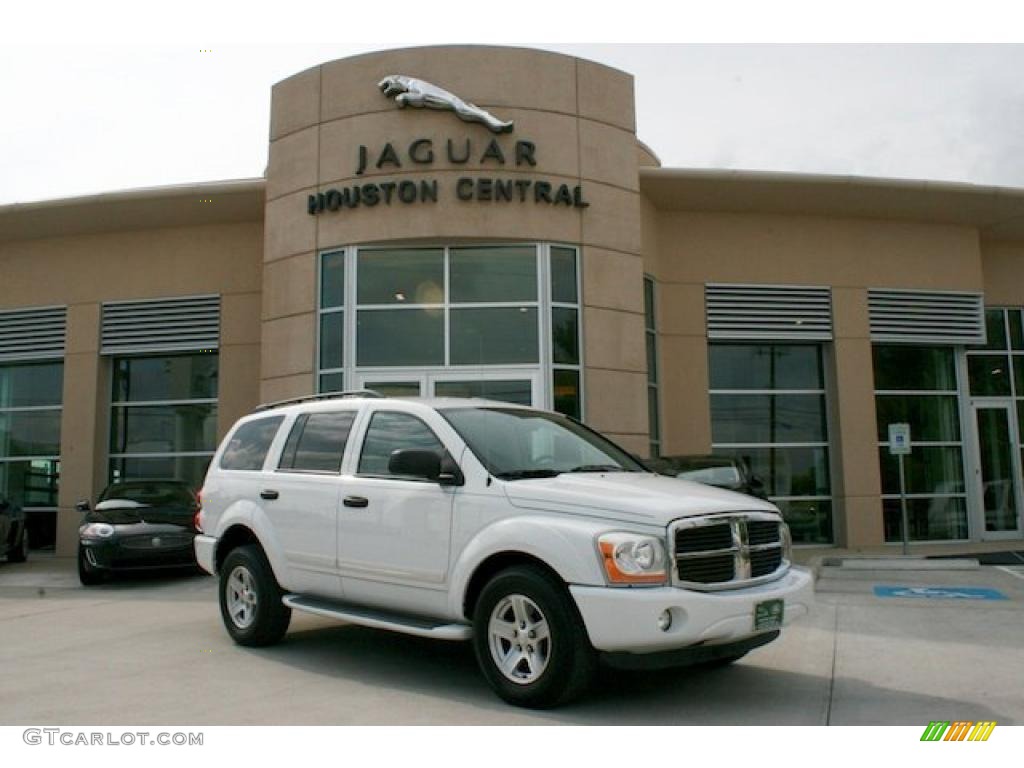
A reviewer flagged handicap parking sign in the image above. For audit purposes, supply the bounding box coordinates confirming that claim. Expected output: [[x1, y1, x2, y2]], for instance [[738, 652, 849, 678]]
[[873, 585, 1008, 600]]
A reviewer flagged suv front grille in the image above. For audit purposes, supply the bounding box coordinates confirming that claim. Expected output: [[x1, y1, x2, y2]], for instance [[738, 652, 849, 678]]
[[671, 513, 788, 590]]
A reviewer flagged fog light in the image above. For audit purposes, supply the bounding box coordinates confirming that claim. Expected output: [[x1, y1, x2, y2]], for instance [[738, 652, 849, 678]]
[[657, 609, 673, 632]]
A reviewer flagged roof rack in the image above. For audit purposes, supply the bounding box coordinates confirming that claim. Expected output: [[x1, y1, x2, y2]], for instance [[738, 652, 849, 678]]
[[252, 389, 385, 413]]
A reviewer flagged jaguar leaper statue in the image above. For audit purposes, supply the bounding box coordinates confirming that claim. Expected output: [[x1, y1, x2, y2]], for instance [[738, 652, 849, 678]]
[[378, 75, 514, 134]]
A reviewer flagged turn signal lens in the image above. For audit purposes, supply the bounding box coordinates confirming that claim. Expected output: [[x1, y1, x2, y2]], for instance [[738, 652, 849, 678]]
[[194, 489, 204, 533], [598, 533, 668, 585]]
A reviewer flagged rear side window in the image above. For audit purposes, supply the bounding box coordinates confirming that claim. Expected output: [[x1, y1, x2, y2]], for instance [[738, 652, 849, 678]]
[[219, 416, 284, 471], [357, 411, 445, 477], [279, 411, 356, 473]]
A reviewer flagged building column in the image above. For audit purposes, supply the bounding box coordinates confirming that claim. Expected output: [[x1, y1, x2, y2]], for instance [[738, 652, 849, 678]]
[[831, 287, 885, 548], [56, 303, 107, 557], [218, 291, 263, 438]]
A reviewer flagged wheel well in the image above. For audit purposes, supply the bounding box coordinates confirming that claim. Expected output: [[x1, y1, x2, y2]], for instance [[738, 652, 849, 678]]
[[462, 552, 565, 620], [215, 525, 262, 573]]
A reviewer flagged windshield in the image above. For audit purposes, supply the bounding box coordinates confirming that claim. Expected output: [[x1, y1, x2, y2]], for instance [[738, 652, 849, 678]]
[[98, 482, 196, 507], [439, 407, 647, 479]]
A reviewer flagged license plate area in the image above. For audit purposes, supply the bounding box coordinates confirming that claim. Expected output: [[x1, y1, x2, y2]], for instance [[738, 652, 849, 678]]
[[754, 599, 785, 631]]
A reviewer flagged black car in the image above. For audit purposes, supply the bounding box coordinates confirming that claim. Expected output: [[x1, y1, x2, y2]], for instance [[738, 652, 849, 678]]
[[644, 454, 768, 499], [77, 480, 200, 585], [0, 495, 29, 563]]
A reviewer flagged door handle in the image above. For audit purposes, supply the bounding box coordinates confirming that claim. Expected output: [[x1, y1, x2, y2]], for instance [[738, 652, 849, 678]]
[[343, 496, 369, 508], [260, 489, 279, 500]]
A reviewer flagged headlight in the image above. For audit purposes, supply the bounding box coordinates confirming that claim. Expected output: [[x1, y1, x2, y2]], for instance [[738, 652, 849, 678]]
[[597, 532, 668, 585], [80, 523, 115, 539]]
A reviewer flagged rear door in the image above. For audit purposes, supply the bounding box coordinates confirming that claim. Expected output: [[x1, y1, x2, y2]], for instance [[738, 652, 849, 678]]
[[264, 409, 358, 599]]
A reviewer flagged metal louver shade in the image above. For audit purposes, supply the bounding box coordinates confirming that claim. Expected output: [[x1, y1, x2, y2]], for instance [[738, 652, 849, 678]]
[[0, 305, 67, 361], [101, 295, 220, 355], [868, 289, 984, 344], [706, 284, 833, 340]]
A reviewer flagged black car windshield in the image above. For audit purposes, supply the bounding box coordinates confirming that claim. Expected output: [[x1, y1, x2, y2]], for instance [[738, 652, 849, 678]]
[[439, 407, 647, 479], [98, 482, 195, 507]]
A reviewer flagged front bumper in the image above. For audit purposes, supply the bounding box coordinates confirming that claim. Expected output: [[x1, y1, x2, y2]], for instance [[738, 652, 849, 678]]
[[79, 535, 197, 571], [194, 534, 217, 575], [569, 565, 814, 653]]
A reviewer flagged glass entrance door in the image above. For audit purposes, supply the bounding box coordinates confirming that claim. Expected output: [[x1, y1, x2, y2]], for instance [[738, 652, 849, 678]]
[[971, 403, 1023, 538]]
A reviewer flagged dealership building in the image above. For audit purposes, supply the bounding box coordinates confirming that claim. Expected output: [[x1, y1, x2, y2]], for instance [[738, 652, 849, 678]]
[[2, 45, 1024, 558]]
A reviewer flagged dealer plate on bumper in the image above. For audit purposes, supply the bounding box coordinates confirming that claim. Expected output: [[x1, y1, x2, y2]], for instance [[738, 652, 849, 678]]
[[754, 599, 785, 631]]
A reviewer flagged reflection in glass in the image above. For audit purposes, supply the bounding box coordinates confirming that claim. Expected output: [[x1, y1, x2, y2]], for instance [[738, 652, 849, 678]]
[[220, 416, 284, 471], [110, 405, 217, 455], [710, 344, 823, 390], [0, 411, 61, 457], [0, 459, 60, 508], [873, 346, 956, 391], [0, 362, 64, 408], [110, 456, 212, 490], [551, 247, 578, 304], [879, 446, 965, 496], [884, 497, 968, 542], [710, 394, 828, 444], [552, 369, 580, 419], [319, 372, 344, 394], [357, 309, 444, 366], [715, 446, 830, 498], [1009, 309, 1024, 350], [551, 307, 579, 366], [968, 355, 1012, 397], [357, 249, 444, 305], [286, 411, 356, 473], [357, 412, 444, 476], [320, 312, 343, 370], [975, 407, 1019, 532], [434, 380, 532, 405], [772, 499, 833, 545], [113, 354, 218, 402], [449, 246, 537, 303], [981, 309, 1007, 351], [875, 394, 960, 442], [364, 381, 422, 397], [450, 308, 538, 365], [321, 251, 345, 309]]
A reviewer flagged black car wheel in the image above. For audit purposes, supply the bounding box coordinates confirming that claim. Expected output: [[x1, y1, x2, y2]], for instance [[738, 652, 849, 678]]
[[219, 545, 291, 647], [472, 565, 597, 708], [7, 524, 28, 563], [78, 545, 105, 586]]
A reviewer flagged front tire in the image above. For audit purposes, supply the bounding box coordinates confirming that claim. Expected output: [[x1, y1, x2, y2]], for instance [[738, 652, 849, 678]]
[[472, 565, 596, 708], [219, 545, 291, 647], [78, 545, 104, 585]]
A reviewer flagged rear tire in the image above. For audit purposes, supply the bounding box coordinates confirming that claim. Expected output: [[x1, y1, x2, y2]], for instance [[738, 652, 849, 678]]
[[219, 544, 291, 647], [472, 565, 596, 708], [78, 546, 104, 586], [8, 525, 28, 563]]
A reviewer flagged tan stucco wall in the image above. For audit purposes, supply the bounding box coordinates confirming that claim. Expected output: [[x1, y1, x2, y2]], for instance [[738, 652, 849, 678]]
[[981, 240, 1024, 305], [642, 209, 984, 547], [0, 221, 263, 554], [263, 46, 649, 452]]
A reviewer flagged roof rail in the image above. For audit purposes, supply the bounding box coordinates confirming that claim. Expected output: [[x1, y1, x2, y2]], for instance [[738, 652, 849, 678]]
[[252, 389, 385, 413]]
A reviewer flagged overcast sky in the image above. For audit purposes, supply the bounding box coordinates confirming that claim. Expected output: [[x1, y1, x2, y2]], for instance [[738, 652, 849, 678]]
[[2, 41, 1023, 205]]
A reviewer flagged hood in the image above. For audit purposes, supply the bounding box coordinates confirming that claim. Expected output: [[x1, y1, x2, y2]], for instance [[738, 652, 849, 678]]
[[86, 501, 195, 527], [502, 472, 777, 526]]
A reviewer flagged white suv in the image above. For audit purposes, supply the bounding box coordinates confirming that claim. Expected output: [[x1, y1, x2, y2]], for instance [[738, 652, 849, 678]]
[[195, 392, 813, 707]]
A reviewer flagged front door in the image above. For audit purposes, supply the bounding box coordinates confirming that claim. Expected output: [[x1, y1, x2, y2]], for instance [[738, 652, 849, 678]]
[[970, 402, 1023, 539]]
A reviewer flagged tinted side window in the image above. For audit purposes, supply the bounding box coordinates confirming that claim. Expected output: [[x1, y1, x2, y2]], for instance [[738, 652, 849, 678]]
[[357, 411, 445, 477], [279, 411, 356, 473], [219, 416, 284, 471]]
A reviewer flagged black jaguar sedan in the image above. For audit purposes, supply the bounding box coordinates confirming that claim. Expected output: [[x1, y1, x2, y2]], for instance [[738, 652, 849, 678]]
[[77, 480, 200, 585]]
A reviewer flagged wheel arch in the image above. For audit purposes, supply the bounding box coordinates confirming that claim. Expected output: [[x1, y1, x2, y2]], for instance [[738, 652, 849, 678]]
[[215, 524, 262, 573], [462, 551, 565, 621]]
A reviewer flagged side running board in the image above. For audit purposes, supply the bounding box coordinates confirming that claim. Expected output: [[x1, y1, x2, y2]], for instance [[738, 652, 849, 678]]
[[282, 594, 472, 641]]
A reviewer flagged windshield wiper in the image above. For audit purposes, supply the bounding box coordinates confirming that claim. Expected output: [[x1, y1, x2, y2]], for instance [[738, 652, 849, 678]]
[[494, 469, 562, 480], [568, 464, 626, 473]]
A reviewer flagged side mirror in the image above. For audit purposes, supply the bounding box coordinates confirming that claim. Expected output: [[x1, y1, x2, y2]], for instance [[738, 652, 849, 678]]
[[75, 499, 91, 513], [389, 449, 442, 481], [438, 453, 465, 487]]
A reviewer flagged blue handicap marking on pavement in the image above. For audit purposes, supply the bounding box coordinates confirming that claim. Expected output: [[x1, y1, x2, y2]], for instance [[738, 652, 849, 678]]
[[873, 585, 1008, 600]]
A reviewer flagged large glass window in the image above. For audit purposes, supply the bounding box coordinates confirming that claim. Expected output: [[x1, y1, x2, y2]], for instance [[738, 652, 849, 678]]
[[0, 361, 63, 549], [317, 244, 582, 418], [873, 344, 967, 542], [709, 343, 833, 545], [109, 352, 218, 490]]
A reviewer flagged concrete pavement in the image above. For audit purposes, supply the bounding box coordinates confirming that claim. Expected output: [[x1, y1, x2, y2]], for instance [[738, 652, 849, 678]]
[[1, 554, 1021, 725]]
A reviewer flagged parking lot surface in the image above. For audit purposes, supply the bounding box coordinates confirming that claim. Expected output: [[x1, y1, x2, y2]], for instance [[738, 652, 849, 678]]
[[1, 555, 1022, 725]]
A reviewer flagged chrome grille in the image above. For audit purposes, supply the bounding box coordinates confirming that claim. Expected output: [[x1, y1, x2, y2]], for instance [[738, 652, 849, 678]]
[[670, 512, 789, 590]]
